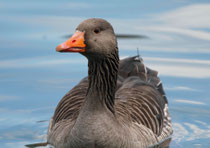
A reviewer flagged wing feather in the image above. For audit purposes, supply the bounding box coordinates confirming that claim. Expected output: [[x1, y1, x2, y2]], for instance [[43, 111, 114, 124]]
[[50, 56, 172, 139]]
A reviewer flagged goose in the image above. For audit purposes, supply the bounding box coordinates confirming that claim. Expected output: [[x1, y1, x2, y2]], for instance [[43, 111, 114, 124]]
[[47, 18, 173, 148]]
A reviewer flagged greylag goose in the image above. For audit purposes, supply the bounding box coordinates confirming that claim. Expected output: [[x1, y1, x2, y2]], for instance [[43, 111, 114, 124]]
[[47, 18, 173, 148]]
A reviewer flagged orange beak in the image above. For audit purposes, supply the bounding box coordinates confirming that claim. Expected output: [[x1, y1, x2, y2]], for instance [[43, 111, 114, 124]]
[[56, 31, 86, 52]]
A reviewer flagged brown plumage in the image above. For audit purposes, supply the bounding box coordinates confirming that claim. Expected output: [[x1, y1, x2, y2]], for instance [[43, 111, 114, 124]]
[[47, 18, 173, 148]]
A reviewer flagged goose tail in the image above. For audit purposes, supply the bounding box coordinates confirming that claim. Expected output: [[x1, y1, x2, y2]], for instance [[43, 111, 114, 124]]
[[119, 55, 167, 103]]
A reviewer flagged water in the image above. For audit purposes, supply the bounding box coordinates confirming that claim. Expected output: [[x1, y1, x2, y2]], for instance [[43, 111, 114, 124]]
[[1, 0, 210, 147]]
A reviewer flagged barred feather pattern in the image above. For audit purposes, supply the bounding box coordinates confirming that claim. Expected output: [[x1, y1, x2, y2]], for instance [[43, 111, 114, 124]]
[[115, 56, 173, 146], [48, 55, 173, 148], [51, 77, 89, 127]]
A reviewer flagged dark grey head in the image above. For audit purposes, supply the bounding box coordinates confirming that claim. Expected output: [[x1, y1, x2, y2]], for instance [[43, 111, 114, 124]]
[[56, 18, 119, 113], [56, 18, 118, 60]]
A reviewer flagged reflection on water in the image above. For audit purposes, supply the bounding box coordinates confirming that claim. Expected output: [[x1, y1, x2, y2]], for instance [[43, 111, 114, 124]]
[[1, 0, 210, 148]]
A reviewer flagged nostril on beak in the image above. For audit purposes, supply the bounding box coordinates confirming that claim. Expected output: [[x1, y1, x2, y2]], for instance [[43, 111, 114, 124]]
[[72, 40, 76, 43]]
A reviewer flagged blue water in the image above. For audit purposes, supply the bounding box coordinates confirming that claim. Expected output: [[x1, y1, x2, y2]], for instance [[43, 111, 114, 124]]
[[1, 0, 210, 147]]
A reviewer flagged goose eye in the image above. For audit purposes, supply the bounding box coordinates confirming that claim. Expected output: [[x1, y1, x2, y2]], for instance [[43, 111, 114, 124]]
[[94, 28, 100, 34]]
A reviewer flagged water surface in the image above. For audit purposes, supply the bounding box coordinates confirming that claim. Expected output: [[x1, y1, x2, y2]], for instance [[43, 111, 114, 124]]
[[1, 0, 210, 147]]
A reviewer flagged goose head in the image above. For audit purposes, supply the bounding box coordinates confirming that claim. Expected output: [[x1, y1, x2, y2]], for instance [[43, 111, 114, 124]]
[[56, 18, 118, 60]]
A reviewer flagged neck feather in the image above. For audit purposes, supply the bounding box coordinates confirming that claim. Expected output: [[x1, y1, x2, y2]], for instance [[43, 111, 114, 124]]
[[87, 50, 119, 113]]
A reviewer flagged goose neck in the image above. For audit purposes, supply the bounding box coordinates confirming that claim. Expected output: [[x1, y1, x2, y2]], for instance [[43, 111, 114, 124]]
[[87, 51, 119, 113]]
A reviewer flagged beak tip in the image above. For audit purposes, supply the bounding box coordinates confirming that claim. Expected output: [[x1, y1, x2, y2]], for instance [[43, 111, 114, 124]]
[[56, 45, 62, 52]]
